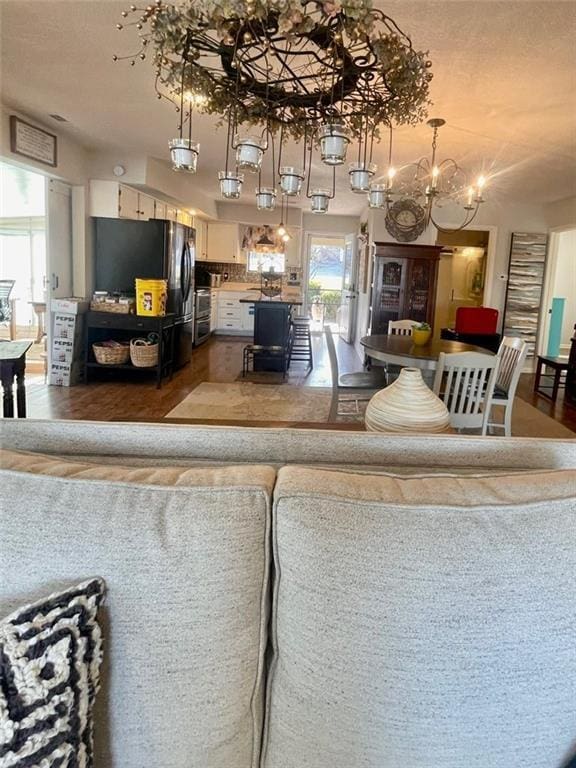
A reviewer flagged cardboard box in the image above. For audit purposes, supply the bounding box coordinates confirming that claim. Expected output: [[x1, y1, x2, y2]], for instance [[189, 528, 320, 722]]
[[49, 361, 83, 387], [53, 313, 84, 340], [51, 337, 77, 363], [51, 298, 89, 315]]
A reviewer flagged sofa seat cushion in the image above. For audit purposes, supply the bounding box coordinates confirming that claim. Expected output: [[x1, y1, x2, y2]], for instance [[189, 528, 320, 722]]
[[0, 449, 275, 768], [263, 466, 576, 768]]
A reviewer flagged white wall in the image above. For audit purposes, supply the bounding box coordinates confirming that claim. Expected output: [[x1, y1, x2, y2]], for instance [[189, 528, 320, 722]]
[[544, 196, 576, 230]]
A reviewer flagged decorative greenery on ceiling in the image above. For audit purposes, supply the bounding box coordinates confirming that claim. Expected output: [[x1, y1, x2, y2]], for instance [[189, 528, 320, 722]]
[[118, 0, 432, 141]]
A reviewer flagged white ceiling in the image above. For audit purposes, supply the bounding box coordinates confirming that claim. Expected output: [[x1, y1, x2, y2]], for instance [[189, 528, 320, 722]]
[[1, 0, 575, 214]]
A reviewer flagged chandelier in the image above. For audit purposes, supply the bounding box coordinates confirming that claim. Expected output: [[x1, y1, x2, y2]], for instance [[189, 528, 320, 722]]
[[369, 118, 487, 238], [115, 0, 433, 228]]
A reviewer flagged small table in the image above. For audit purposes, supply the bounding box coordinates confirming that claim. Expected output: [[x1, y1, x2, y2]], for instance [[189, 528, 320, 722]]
[[360, 334, 490, 371], [29, 301, 47, 344], [534, 355, 568, 402], [0, 340, 32, 417]]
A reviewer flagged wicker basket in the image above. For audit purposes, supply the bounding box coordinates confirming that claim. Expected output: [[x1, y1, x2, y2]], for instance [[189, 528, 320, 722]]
[[90, 301, 135, 314], [92, 342, 130, 365], [130, 338, 159, 368]]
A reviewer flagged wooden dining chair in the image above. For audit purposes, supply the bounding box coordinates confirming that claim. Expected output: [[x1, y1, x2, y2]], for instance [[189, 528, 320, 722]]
[[325, 326, 387, 421], [486, 336, 528, 436], [433, 351, 500, 435]]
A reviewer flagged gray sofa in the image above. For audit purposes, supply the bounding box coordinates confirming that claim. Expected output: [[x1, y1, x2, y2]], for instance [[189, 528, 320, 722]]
[[1, 419, 575, 768]]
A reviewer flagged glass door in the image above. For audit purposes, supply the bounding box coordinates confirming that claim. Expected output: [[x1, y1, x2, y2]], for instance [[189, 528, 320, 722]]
[[338, 233, 358, 343], [305, 234, 347, 332]]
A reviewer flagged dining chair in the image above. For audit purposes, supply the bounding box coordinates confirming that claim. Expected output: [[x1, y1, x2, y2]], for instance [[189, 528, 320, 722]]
[[383, 319, 419, 382], [0, 280, 16, 340], [433, 351, 500, 435], [485, 336, 528, 436], [388, 319, 418, 336], [325, 326, 387, 421]]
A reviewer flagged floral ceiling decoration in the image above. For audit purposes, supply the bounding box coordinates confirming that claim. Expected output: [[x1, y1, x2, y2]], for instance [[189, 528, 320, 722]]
[[116, 1, 487, 235]]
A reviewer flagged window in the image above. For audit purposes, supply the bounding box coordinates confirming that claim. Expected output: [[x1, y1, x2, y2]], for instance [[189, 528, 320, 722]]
[[247, 251, 285, 274]]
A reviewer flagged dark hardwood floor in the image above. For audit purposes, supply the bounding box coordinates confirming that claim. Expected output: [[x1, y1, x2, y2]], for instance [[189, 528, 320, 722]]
[[11, 335, 576, 433], [20, 333, 361, 422]]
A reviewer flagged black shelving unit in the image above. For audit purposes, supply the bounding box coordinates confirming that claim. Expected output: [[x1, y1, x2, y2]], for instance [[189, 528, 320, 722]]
[[84, 311, 176, 389]]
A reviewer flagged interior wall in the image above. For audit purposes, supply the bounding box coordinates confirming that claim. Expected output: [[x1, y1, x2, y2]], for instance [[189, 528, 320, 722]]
[[544, 196, 576, 230]]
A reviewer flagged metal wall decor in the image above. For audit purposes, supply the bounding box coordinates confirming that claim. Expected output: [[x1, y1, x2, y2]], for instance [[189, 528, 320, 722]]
[[115, 0, 432, 227]]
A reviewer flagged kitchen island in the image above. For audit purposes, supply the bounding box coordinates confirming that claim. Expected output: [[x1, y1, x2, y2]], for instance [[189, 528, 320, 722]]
[[239, 295, 303, 372]]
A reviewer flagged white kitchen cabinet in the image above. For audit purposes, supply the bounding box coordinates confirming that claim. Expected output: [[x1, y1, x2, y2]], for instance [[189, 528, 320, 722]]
[[207, 222, 245, 263], [117, 185, 140, 220], [210, 290, 218, 329], [212, 291, 253, 335], [138, 193, 155, 221], [177, 210, 193, 227], [154, 200, 167, 219], [166, 205, 178, 222], [195, 218, 209, 261], [90, 181, 168, 222], [284, 234, 302, 268]]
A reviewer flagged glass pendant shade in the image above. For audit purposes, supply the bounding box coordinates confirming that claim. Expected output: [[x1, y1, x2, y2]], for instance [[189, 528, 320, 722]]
[[218, 171, 244, 199], [368, 184, 387, 209], [169, 138, 199, 172], [255, 187, 277, 211], [279, 166, 304, 196], [310, 189, 331, 213], [235, 135, 265, 172], [318, 123, 350, 166], [349, 162, 377, 193]]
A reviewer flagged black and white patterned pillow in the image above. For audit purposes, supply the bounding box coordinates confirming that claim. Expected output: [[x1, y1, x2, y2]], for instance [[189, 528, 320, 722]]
[[0, 578, 106, 767]]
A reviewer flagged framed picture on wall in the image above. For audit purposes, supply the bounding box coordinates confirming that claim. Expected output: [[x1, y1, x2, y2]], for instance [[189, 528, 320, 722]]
[[10, 116, 58, 167]]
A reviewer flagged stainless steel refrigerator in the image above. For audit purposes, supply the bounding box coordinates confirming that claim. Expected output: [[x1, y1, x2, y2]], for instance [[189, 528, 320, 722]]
[[93, 217, 195, 367]]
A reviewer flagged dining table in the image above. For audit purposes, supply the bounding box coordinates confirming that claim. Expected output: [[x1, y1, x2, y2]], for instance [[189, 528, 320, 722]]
[[0, 340, 33, 417], [360, 334, 493, 372]]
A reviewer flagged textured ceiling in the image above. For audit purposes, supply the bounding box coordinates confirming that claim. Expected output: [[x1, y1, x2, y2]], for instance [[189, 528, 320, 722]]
[[1, 0, 575, 214]]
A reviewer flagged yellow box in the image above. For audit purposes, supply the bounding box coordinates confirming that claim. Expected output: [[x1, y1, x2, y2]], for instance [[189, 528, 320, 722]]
[[135, 279, 167, 317]]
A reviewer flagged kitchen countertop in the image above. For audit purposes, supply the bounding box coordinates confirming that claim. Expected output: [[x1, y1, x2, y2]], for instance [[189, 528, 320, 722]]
[[239, 296, 303, 305]]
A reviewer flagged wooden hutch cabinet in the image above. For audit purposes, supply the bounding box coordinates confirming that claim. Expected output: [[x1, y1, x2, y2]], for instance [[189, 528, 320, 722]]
[[370, 242, 442, 334]]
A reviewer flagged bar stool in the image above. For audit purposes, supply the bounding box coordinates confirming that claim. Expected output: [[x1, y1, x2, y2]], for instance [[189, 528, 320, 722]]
[[288, 316, 313, 370], [242, 344, 289, 379]]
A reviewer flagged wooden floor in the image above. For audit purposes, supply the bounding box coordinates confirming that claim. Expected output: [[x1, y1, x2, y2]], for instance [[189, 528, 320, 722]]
[[14, 335, 576, 433], [21, 334, 361, 422]]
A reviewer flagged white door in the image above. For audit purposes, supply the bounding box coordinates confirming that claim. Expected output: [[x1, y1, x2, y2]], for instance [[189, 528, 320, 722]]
[[46, 179, 72, 300], [338, 233, 358, 343]]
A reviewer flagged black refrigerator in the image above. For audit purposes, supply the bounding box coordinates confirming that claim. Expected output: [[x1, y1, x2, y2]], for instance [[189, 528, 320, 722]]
[[93, 217, 195, 367]]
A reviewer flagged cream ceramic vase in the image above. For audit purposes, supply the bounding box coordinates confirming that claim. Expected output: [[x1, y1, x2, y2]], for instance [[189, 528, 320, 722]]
[[365, 367, 451, 434]]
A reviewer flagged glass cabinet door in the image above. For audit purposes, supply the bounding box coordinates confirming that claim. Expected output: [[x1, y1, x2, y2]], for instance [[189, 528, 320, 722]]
[[406, 258, 433, 323], [373, 257, 407, 332]]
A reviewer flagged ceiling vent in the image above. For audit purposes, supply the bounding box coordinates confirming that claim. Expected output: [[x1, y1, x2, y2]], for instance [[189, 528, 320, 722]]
[[49, 114, 68, 122]]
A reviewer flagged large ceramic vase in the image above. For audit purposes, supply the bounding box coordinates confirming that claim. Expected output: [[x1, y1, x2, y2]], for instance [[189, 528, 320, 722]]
[[365, 367, 451, 433]]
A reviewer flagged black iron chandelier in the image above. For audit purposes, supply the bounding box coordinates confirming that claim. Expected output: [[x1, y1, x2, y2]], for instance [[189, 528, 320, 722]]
[[115, 0, 433, 225]]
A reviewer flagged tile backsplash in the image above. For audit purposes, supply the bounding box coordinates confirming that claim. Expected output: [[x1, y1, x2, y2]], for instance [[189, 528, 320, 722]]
[[203, 262, 302, 283]]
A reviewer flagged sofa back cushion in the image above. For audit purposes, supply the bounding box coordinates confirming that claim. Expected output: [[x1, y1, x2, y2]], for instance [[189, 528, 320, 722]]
[[0, 450, 275, 768], [263, 466, 576, 768]]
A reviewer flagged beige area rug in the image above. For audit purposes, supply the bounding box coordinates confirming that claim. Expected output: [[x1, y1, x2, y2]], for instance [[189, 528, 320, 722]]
[[165, 382, 575, 438]]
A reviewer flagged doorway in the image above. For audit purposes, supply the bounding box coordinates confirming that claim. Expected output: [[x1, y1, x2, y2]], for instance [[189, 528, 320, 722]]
[[433, 229, 490, 336], [0, 162, 47, 368], [304, 234, 347, 333], [540, 228, 576, 357]]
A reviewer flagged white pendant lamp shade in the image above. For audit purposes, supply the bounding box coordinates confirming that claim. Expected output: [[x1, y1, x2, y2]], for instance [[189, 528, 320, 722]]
[[169, 138, 199, 172], [255, 187, 277, 210], [218, 171, 244, 199], [318, 123, 350, 166], [310, 189, 331, 213], [279, 166, 304, 196], [235, 135, 265, 172], [368, 183, 387, 209], [349, 162, 377, 193]]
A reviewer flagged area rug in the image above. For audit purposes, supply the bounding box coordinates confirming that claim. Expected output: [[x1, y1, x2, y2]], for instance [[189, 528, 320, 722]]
[[165, 382, 575, 438]]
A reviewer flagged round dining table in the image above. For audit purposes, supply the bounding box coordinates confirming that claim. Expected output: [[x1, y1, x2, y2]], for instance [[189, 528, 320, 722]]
[[360, 334, 492, 371]]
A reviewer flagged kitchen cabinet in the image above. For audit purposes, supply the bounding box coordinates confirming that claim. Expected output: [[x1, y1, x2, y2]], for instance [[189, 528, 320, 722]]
[[195, 218, 209, 261], [90, 181, 182, 224], [212, 291, 254, 335], [210, 290, 218, 329], [177, 210, 193, 227], [370, 242, 441, 335], [284, 234, 301, 268], [154, 200, 167, 219], [207, 222, 245, 263]]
